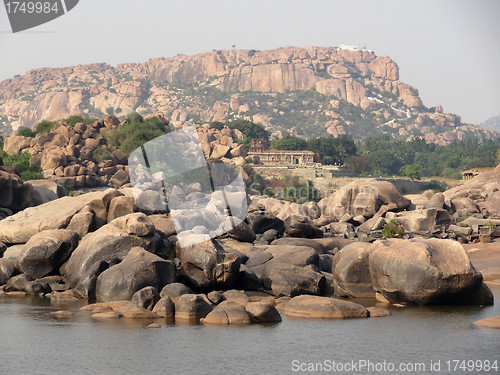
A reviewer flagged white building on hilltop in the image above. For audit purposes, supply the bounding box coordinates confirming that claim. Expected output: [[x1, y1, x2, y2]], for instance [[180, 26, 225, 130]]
[[337, 43, 374, 54]]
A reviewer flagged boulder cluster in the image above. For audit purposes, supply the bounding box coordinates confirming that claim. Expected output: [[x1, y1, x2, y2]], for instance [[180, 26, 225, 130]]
[[3, 114, 250, 195], [4, 115, 131, 189], [0, 165, 497, 323]]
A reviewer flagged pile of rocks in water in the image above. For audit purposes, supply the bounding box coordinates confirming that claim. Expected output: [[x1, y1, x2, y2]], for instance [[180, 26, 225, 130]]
[[0, 165, 497, 324]]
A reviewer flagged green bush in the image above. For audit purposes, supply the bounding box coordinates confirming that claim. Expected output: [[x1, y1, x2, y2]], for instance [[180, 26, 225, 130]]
[[36, 120, 55, 134], [107, 113, 165, 156], [248, 49, 256, 57], [0, 150, 43, 181], [18, 127, 36, 137], [92, 147, 113, 163], [381, 220, 405, 238]]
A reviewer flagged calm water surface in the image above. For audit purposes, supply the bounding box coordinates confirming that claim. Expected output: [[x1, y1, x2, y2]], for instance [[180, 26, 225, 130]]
[[0, 287, 499, 375]]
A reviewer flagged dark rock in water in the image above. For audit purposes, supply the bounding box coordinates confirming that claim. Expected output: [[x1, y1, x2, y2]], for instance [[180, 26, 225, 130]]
[[227, 221, 256, 243], [112, 301, 161, 319], [131, 286, 159, 311], [174, 294, 213, 321], [284, 295, 368, 319], [271, 238, 325, 254], [201, 300, 251, 325], [152, 295, 174, 318], [0, 258, 17, 285], [369, 238, 493, 305], [260, 262, 325, 297], [246, 211, 284, 235], [284, 215, 323, 238], [95, 247, 176, 302], [61, 213, 161, 288], [176, 239, 241, 290], [4, 273, 34, 292], [73, 261, 109, 299], [367, 307, 392, 317], [332, 242, 375, 298], [25, 280, 51, 295], [17, 229, 79, 279], [159, 282, 193, 303], [245, 301, 282, 323]]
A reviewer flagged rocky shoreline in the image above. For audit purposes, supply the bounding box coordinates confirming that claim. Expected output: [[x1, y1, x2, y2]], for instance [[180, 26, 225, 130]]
[[0, 162, 499, 327]]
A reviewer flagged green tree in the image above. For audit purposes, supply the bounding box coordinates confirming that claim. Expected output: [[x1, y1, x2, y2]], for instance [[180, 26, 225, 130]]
[[18, 127, 36, 137], [369, 149, 402, 175], [36, 120, 55, 134], [107, 113, 165, 155], [402, 164, 422, 180], [345, 155, 371, 174], [270, 137, 307, 151]]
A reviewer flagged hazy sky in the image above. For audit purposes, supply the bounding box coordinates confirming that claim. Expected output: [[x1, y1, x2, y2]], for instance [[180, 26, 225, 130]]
[[0, 0, 498, 124]]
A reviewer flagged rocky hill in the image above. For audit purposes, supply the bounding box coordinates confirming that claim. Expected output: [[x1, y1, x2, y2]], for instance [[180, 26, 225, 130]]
[[0, 46, 498, 145], [479, 114, 500, 132]]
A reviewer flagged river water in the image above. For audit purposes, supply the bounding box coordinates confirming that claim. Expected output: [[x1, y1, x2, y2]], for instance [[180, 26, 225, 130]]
[[0, 287, 499, 375]]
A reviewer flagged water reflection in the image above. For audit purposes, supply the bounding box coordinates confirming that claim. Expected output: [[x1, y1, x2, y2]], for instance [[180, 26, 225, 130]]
[[0, 287, 498, 375]]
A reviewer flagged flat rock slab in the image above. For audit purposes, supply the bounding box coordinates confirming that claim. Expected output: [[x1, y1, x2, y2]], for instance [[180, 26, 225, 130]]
[[466, 239, 500, 282], [284, 295, 368, 319], [0, 191, 106, 244], [473, 315, 500, 329], [366, 307, 392, 317]]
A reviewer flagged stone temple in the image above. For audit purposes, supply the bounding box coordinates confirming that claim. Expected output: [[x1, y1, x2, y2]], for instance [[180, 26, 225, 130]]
[[248, 139, 319, 165]]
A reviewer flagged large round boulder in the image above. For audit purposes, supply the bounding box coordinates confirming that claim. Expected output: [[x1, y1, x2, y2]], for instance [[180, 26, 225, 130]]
[[369, 238, 493, 305], [95, 247, 176, 302], [332, 242, 375, 298], [17, 229, 79, 279], [61, 213, 161, 288], [174, 294, 213, 321], [201, 300, 252, 325], [175, 238, 241, 290]]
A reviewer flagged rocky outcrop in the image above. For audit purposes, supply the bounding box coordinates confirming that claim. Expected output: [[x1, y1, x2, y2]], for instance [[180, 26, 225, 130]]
[[0, 190, 105, 244], [1, 47, 496, 145], [318, 179, 411, 219]]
